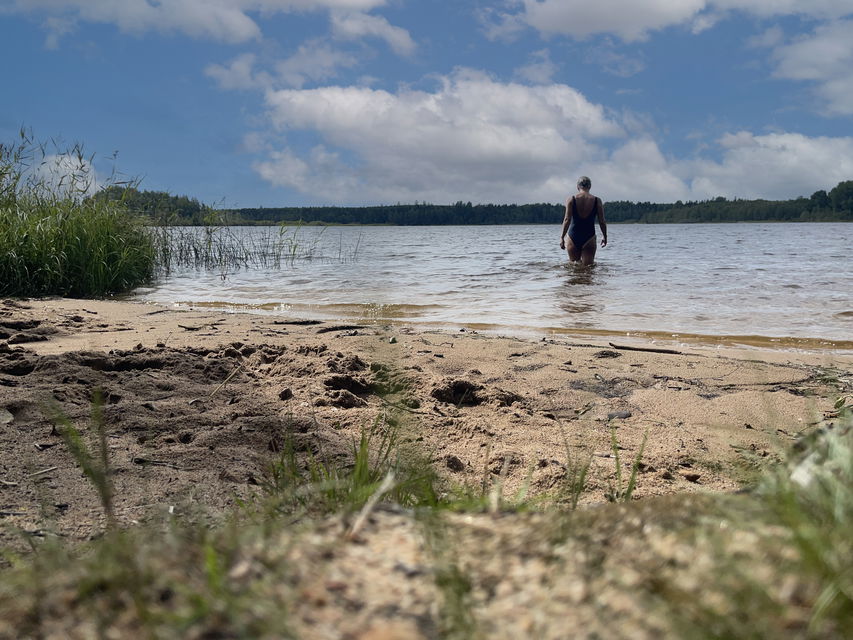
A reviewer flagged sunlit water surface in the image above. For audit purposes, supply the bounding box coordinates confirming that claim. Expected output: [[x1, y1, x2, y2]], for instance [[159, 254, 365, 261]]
[[131, 223, 853, 350]]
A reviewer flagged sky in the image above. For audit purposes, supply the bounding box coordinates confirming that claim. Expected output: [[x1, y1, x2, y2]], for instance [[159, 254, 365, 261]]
[[2, 0, 853, 208]]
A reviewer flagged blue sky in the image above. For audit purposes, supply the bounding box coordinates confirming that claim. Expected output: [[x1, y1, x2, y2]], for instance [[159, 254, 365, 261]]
[[2, 0, 853, 207]]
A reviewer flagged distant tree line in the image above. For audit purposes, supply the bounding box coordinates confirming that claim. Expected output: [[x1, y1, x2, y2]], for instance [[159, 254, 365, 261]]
[[232, 179, 853, 225], [90, 186, 212, 224], [91, 180, 853, 225], [231, 201, 565, 225], [606, 179, 853, 223]]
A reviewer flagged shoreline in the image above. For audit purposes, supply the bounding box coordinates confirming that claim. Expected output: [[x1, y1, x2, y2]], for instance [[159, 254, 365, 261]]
[[120, 298, 853, 357]]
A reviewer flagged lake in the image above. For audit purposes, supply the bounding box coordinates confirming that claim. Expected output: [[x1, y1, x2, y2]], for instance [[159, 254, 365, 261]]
[[131, 223, 853, 350]]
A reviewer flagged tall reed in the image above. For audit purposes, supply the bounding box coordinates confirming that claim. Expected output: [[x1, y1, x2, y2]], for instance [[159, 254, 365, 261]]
[[151, 223, 360, 275], [0, 130, 156, 297]]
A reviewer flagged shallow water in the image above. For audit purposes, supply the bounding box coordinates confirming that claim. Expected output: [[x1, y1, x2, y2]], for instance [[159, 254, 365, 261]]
[[131, 223, 853, 349]]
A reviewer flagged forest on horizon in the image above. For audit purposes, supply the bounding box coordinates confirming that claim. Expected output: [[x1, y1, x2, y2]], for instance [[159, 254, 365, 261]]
[[92, 179, 853, 226]]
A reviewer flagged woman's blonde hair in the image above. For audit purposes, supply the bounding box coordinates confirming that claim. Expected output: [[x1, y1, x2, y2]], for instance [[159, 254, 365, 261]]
[[577, 176, 592, 189]]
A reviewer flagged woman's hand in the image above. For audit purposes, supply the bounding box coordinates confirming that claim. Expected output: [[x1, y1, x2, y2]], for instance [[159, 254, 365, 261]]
[[600, 237, 608, 247], [560, 238, 566, 250]]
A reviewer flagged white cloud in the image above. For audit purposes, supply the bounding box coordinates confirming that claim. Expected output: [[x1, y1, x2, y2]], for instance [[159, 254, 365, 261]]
[[42, 14, 75, 49], [32, 153, 100, 198], [585, 41, 646, 77], [769, 19, 853, 115], [477, 6, 527, 42], [498, 0, 707, 42], [249, 69, 853, 204], [584, 138, 692, 202], [205, 53, 269, 90], [493, 1, 853, 42], [14, 0, 261, 43], [690, 131, 853, 198], [206, 42, 360, 91], [747, 25, 785, 49], [711, 0, 852, 19], [514, 49, 558, 84], [7, 0, 392, 44], [275, 40, 359, 88], [256, 69, 624, 203], [331, 10, 415, 56]]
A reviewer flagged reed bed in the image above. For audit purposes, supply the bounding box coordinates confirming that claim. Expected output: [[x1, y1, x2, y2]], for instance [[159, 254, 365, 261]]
[[1, 131, 156, 298], [0, 198, 156, 297], [151, 223, 361, 274]]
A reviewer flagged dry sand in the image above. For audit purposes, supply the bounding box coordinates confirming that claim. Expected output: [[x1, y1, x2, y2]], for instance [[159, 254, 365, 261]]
[[1, 298, 850, 638], [1, 297, 848, 542]]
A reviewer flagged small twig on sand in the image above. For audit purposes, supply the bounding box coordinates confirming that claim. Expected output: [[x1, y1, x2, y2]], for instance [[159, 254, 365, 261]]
[[0, 479, 19, 486], [210, 364, 243, 397], [316, 324, 365, 334], [609, 342, 684, 355], [480, 441, 492, 496], [347, 471, 396, 540], [131, 457, 185, 470], [27, 466, 58, 477]]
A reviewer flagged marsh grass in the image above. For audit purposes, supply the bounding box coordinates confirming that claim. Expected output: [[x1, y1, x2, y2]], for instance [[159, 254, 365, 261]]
[[0, 130, 156, 297]]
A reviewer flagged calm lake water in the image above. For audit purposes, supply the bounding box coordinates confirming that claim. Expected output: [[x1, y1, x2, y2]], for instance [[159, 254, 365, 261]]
[[131, 223, 853, 349]]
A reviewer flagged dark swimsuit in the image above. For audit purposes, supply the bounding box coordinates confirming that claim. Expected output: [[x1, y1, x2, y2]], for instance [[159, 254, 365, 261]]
[[567, 196, 598, 249]]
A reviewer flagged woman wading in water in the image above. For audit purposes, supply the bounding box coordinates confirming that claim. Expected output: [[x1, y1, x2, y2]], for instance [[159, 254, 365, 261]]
[[560, 176, 607, 266]]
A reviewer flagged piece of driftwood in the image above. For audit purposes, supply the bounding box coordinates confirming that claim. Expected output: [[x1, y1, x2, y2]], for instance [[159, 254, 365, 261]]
[[272, 319, 322, 326], [316, 324, 365, 334], [609, 342, 684, 355]]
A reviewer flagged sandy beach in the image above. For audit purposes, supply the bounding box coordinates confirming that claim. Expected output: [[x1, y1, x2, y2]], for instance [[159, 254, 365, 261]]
[[2, 297, 848, 537], [1, 297, 851, 638]]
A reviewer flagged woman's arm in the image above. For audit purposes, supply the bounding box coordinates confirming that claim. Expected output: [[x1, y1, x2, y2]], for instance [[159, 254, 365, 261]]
[[597, 197, 607, 247], [559, 197, 572, 249]]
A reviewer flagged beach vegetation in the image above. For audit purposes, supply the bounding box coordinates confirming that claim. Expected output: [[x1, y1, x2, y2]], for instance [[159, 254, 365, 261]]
[[150, 223, 345, 274], [0, 130, 156, 298], [1, 398, 852, 637], [604, 428, 647, 503], [260, 412, 440, 517]]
